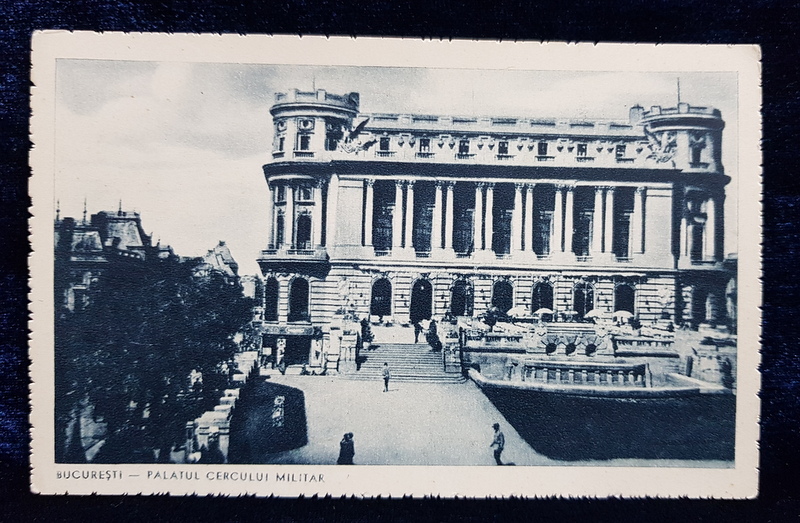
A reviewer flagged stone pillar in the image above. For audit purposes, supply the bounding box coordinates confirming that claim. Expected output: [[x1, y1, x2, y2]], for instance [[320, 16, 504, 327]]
[[705, 195, 716, 261], [284, 185, 295, 249], [564, 185, 575, 255], [404, 180, 415, 250], [484, 183, 495, 253], [511, 183, 524, 253], [679, 212, 688, 259], [474, 183, 484, 250], [591, 186, 603, 256], [715, 193, 725, 262], [604, 186, 615, 255], [432, 181, 443, 250], [552, 185, 564, 254], [444, 182, 455, 251], [265, 184, 274, 247], [364, 179, 374, 247], [312, 181, 324, 247], [631, 187, 644, 255], [392, 180, 403, 250], [524, 184, 535, 254]]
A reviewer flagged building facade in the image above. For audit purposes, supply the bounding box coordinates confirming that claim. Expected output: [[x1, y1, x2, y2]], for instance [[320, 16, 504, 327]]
[[257, 88, 733, 368]]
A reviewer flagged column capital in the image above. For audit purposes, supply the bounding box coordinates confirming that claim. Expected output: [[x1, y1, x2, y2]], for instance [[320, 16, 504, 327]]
[[476, 182, 486, 189], [365, 178, 375, 187], [564, 184, 576, 193], [525, 183, 536, 191], [315, 178, 327, 189], [405, 179, 416, 188], [484, 182, 495, 189], [555, 183, 568, 192], [514, 182, 526, 191], [395, 179, 405, 187], [635, 186, 647, 195], [433, 180, 444, 188]]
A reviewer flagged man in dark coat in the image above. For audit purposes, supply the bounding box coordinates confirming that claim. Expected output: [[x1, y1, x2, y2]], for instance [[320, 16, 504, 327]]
[[337, 433, 355, 465]]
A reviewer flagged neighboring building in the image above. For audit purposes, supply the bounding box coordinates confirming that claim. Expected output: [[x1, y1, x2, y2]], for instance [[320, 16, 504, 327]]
[[257, 88, 734, 368], [192, 240, 240, 281], [55, 207, 174, 312]]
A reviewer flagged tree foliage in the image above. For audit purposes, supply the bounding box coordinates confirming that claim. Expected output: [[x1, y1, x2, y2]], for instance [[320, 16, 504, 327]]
[[55, 255, 255, 462]]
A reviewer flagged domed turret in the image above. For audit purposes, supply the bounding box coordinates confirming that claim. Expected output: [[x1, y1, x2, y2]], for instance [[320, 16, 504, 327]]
[[269, 89, 360, 160], [641, 103, 725, 174]]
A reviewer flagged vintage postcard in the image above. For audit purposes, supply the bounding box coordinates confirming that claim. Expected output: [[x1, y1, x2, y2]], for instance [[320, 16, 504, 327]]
[[29, 33, 762, 498]]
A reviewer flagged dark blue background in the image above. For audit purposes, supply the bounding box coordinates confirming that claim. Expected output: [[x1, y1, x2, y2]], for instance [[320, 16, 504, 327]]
[[1, 1, 797, 520]]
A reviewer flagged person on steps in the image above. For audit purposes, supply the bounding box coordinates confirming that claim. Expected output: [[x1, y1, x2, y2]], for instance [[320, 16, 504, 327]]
[[382, 362, 391, 392]]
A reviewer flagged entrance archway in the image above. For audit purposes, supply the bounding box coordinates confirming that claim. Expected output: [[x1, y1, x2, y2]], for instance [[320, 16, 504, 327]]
[[450, 280, 473, 316], [288, 278, 309, 322], [531, 281, 554, 313], [614, 284, 635, 314], [410, 279, 433, 324], [370, 278, 392, 318], [573, 282, 595, 320], [492, 280, 513, 313]]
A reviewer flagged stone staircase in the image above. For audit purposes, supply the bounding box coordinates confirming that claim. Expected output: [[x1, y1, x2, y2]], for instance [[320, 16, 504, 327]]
[[343, 342, 465, 384]]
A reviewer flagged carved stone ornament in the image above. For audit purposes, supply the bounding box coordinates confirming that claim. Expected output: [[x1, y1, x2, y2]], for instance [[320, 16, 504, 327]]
[[645, 128, 677, 164]]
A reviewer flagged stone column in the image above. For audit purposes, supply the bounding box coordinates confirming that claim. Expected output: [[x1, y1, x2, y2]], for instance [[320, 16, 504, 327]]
[[392, 180, 403, 250], [525, 184, 535, 254], [552, 185, 564, 254], [714, 193, 725, 262], [284, 185, 295, 249], [591, 186, 603, 256], [564, 185, 575, 255], [265, 184, 274, 247], [708, 201, 718, 262], [312, 181, 324, 247], [444, 182, 455, 251], [604, 186, 615, 255], [511, 183, 524, 253], [631, 187, 644, 255], [474, 183, 484, 250], [432, 181, 443, 250], [364, 179, 374, 247], [484, 183, 495, 253], [404, 180, 416, 250]]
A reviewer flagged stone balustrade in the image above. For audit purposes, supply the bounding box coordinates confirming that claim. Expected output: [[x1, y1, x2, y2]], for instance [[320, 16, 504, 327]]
[[511, 359, 649, 387]]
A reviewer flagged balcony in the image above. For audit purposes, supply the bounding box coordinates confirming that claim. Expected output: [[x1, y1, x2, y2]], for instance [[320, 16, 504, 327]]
[[456, 153, 476, 160], [257, 244, 330, 276], [615, 157, 634, 164], [496, 154, 515, 161], [536, 155, 555, 162], [375, 150, 396, 158], [293, 150, 315, 158], [575, 156, 595, 163], [272, 151, 285, 159], [415, 152, 435, 159]]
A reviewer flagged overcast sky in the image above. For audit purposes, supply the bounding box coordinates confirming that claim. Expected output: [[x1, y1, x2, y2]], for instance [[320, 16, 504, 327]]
[[55, 61, 738, 275]]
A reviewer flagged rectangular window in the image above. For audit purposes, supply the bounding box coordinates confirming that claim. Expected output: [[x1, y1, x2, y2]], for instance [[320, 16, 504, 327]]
[[615, 144, 626, 159], [419, 137, 430, 152], [379, 137, 391, 151], [298, 187, 313, 201], [276, 186, 286, 203], [459, 139, 470, 154], [278, 136, 285, 152], [498, 141, 509, 155], [298, 134, 311, 151], [538, 141, 548, 156], [691, 146, 702, 165], [325, 133, 337, 151], [577, 143, 588, 157]]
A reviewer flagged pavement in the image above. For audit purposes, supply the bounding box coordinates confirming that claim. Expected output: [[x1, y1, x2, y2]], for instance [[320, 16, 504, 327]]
[[240, 373, 559, 466]]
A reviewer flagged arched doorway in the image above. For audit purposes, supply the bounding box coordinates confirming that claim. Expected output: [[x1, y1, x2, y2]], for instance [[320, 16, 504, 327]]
[[410, 279, 433, 324], [614, 283, 635, 314], [531, 281, 554, 313], [296, 214, 311, 249], [370, 278, 392, 318], [573, 282, 595, 320], [450, 279, 473, 316], [264, 277, 279, 322], [288, 278, 309, 322], [492, 280, 513, 313]]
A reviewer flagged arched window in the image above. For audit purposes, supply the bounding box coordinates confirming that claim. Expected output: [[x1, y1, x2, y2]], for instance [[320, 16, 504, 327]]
[[275, 213, 285, 248], [288, 278, 309, 322], [531, 281, 554, 314], [370, 278, 392, 318], [492, 280, 514, 313], [296, 214, 312, 249], [450, 280, 473, 317], [573, 282, 595, 320], [410, 279, 433, 324], [264, 277, 279, 322], [614, 284, 635, 314]]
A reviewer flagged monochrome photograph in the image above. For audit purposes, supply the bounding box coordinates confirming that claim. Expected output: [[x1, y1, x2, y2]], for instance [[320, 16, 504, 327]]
[[30, 34, 761, 498]]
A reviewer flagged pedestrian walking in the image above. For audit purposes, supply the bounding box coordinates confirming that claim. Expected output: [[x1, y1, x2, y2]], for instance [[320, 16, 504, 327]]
[[490, 423, 505, 465], [414, 322, 423, 343], [382, 362, 391, 392], [337, 433, 355, 465]]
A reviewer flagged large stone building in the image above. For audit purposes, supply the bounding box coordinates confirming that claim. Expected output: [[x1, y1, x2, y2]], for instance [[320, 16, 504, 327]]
[[257, 88, 733, 368]]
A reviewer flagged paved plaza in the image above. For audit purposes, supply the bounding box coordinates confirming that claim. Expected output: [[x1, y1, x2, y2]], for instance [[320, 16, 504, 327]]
[[231, 371, 731, 468]]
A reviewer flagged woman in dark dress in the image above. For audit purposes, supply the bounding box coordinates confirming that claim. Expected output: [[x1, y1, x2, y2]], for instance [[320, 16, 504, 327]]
[[337, 432, 355, 464]]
